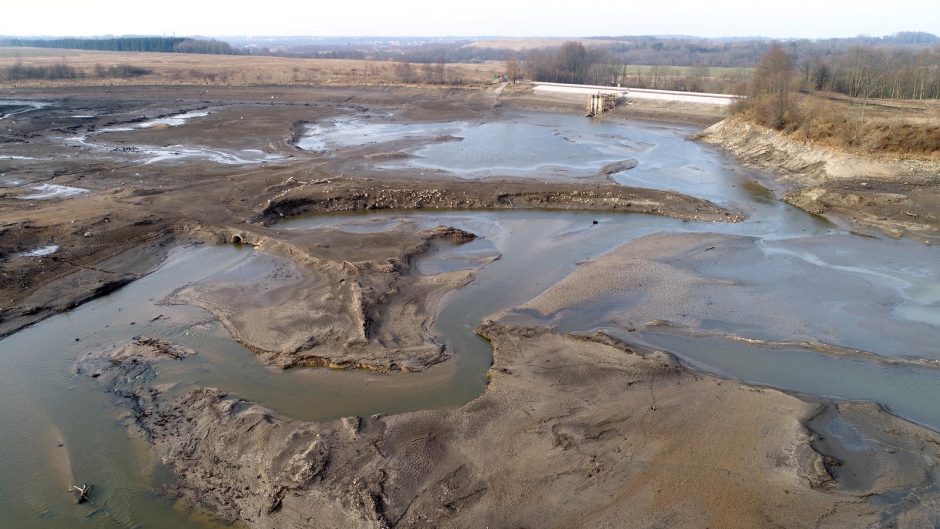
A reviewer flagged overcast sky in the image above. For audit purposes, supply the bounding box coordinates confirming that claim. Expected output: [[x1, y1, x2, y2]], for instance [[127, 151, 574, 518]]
[[2, 0, 938, 39]]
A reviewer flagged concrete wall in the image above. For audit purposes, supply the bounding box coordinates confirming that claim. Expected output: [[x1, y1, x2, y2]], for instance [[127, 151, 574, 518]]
[[532, 82, 741, 106]]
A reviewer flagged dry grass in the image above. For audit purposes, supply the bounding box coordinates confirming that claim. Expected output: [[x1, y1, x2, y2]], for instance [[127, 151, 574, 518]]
[[738, 91, 940, 158], [0, 48, 503, 87]]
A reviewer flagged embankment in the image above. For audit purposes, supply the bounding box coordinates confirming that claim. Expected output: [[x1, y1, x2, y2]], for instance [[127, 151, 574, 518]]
[[700, 116, 940, 240]]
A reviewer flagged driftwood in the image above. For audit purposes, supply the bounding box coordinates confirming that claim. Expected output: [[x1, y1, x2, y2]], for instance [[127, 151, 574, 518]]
[[131, 336, 191, 360], [70, 482, 119, 523], [70, 483, 92, 504]]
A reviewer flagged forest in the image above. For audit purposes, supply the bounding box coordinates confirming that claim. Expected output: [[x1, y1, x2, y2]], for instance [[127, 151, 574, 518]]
[[0, 37, 234, 54]]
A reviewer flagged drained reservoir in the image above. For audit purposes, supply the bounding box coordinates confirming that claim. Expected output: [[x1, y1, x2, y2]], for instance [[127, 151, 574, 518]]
[[1, 112, 938, 528]]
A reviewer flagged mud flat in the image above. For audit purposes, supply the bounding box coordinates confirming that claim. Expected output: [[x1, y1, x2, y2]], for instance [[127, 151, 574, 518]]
[[170, 225, 492, 371], [80, 321, 940, 529], [700, 116, 940, 240], [0, 87, 740, 340], [70, 215, 940, 529], [1, 85, 939, 529]]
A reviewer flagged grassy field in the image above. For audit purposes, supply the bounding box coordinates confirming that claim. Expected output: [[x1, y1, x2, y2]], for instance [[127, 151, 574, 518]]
[[0, 48, 504, 87]]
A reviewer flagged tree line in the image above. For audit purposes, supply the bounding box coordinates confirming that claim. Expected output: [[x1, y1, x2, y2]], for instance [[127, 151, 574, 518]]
[[512, 39, 940, 100], [733, 44, 940, 156], [2, 61, 151, 81], [801, 46, 940, 100], [0, 37, 234, 55], [227, 33, 939, 69]]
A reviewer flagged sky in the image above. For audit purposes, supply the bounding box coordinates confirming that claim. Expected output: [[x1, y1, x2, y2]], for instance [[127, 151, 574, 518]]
[[1, 0, 938, 39]]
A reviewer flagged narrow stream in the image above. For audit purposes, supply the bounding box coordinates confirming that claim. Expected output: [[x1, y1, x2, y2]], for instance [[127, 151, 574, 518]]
[[1, 115, 938, 528]]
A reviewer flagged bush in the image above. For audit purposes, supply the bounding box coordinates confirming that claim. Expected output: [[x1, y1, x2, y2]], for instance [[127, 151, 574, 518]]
[[2, 62, 81, 81], [733, 93, 802, 131], [94, 64, 152, 78], [794, 99, 854, 146], [862, 121, 940, 154]]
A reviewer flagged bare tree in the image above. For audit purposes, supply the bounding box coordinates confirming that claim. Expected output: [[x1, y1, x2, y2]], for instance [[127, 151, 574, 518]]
[[750, 44, 797, 128], [435, 54, 446, 84], [396, 58, 415, 84], [844, 47, 886, 142], [505, 56, 522, 83]]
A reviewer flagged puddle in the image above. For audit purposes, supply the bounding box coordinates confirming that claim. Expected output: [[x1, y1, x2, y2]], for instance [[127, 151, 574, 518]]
[[0, 100, 48, 120], [100, 110, 209, 132], [12, 245, 59, 258], [16, 183, 89, 200], [295, 116, 463, 152]]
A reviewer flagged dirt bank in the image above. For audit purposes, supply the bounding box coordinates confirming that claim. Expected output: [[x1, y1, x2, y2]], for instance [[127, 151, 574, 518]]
[[701, 116, 940, 240], [82, 322, 940, 528]]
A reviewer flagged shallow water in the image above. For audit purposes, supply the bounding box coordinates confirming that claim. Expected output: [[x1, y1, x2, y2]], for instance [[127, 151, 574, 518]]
[[296, 115, 463, 152], [0, 245, 252, 529], [1, 113, 939, 528], [402, 117, 643, 178], [15, 183, 89, 200], [12, 244, 59, 258], [0, 100, 48, 120], [100, 110, 210, 132]]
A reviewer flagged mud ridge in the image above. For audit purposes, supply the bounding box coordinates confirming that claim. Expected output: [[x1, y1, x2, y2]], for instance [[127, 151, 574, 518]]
[[255, 179, 743, 225]]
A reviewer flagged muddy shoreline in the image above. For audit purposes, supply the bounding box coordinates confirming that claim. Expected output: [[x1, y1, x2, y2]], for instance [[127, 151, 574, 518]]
[[700, 116, 940, 242], [79, 322, 940, 528], [0, 84, 742, 339]]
